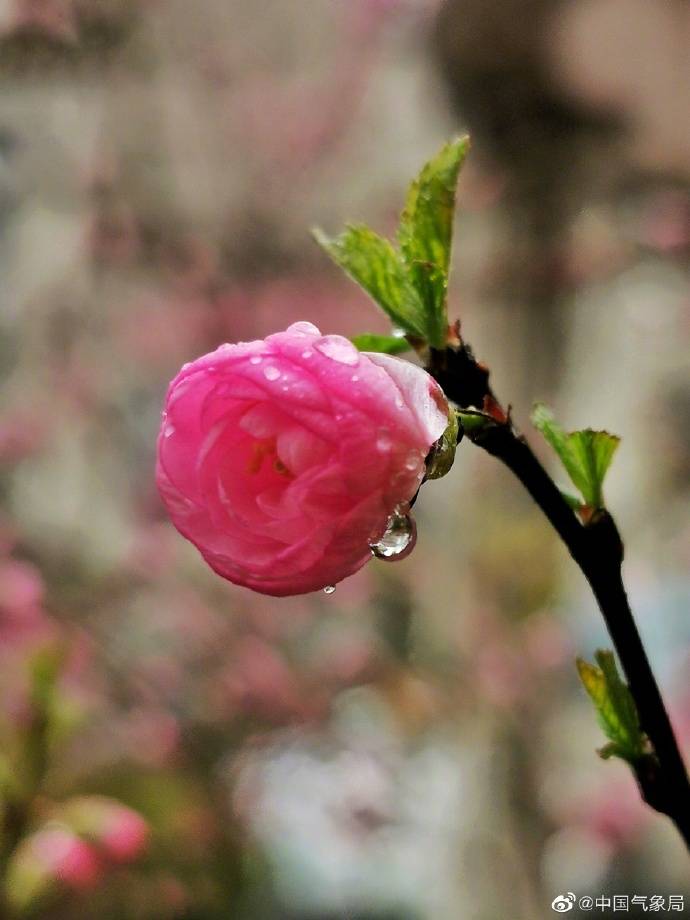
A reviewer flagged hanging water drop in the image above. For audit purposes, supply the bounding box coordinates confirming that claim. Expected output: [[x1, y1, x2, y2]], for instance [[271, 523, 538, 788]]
[[369, 504, 417, 561], [249, 355, 262, 365], [323, 584, 336, 595]]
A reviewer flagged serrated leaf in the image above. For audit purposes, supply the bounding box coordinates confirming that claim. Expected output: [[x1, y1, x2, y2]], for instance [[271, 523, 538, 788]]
[[312, 225, 427, 339], [351, 333, 412, 355], [405, 261, 448, 350], [531, 403, 620, 509], [566, 429, 620, 508], [576, 650, 645, 764], [398, 137, 469, 348], [426, 409, 460, 480]]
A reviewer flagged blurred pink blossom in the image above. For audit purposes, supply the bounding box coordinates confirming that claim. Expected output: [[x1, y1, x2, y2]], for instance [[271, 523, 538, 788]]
[[219, 636, 302, 721], [29, 825, 102, 890], [85, 800, 149, 864], [0, 558, 54, 652]]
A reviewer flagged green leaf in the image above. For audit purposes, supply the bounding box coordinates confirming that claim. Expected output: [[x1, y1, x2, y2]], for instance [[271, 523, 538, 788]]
[[398, 136, 470, 348], [576, 650, 645, 764], [566, 429, 620, 507], [351, 333, 412, 355], [312, 225, 427, 339], [531, 402, 568, 457], [531, 403, 620, 509], [426, 409, 460, 480]]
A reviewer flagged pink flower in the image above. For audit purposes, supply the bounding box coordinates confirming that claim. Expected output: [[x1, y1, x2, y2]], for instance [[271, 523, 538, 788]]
[[57, 796, 149, 865], [98, 807, 149, 864], [29, 826, 102, 890], [156, 322, 448, 596]]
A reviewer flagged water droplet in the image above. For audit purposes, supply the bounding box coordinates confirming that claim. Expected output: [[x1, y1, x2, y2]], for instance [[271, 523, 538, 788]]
[[323, 585, 336, 595], [164, 423, 175, 438], [395, 397, 404, 409], [376, 430, 393, 453], [301, 349, 314, 359], [249, 355, 262, 365], [351, 375, 359, 382], [288, 321, 320, 336], [182, 362, 191, 370], [369, 504, 417, 561], [315, 335, 359, 366], [263, 365, 280, 381], [405, 450, 421, 471]]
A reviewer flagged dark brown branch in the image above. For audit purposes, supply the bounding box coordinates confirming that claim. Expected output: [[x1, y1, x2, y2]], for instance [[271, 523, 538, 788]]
[[428, 342, 690, 848]]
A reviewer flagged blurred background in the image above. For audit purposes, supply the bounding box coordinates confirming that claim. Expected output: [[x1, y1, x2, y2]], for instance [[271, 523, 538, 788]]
[[0, 0, 689, 917]]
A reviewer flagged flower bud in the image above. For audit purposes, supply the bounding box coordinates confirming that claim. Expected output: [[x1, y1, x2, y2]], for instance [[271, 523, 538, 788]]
[[157, 322, 449, 595]]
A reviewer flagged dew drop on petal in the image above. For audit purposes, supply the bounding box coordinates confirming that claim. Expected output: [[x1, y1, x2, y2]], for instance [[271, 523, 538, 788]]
[[263, 365, 281, 381], [301, 349, 314, 359], [249, 355, 262, 365], [323, 585, 336, 595], [370, 504, 417, 561], [376, 430, 393, 453], [288, 321, 320, 336], [405, 450, 422, 471], [164, 423, 175, 438], [315, 335, 359, 366], [351, 375, 359, 382]]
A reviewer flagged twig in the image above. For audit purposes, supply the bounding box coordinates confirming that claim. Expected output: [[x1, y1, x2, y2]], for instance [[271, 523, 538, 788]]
[[428, 342, 690, 847]]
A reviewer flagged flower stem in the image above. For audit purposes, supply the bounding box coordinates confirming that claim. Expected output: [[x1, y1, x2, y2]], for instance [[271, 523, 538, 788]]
[[428, 344, 690, 848]]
